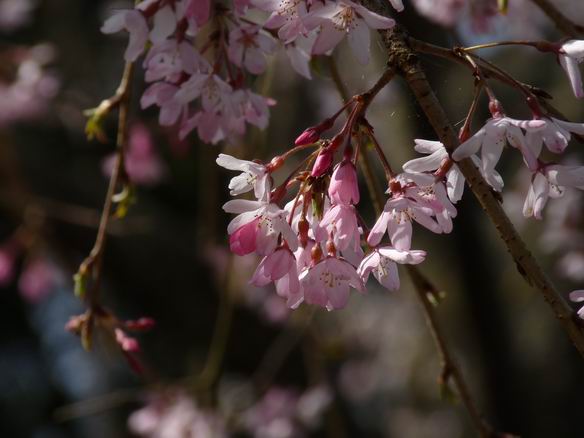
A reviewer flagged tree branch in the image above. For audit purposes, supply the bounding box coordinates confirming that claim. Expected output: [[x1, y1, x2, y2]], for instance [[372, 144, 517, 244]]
[[361, 0, 584, 358], [327, 57, 495, 436]]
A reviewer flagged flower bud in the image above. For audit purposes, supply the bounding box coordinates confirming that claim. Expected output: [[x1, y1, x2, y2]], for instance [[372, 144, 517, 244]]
[[311, 148, 334, 177], [115, 328, 141, 353], [329, 161, 359, 205], [125, 317, 156, 331], [295, 118, 334, 146], [295, 127, 320, 146]]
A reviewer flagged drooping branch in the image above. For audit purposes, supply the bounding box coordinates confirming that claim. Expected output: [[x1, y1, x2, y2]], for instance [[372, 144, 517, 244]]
[[327, 58, 496, 437], [360, 0, 584, 358]]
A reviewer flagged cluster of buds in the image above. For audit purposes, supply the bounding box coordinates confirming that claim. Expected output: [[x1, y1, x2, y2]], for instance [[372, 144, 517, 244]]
[[66, 308, 155, 373], [100, 0, 401, 144]]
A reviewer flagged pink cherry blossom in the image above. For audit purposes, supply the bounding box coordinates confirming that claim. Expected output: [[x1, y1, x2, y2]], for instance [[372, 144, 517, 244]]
[[402, 139, 465, 203], [103, 123, 166, 186], [101, 9, 149, 62], [452, 116, 546, 189], [141, 82, 184, 126], [569, 290, 584, 319], [367, 177, 442, 250], [523, 164, 584, 220], [149, 4, 177, 45], [128, 392, 226, 437], [216, 153, 271, 200], [259, 0, 315, 43], [310, 0, 395, 65], [300, 256, 364, 310], [311, 147, 334, 177], [286, 196, 328, 244], [405, 173, 457, 233], [228, 24, 276, 75], [320, 204, 361, 252], [224, 199, 298, 256], [285, 42, 313, 79], [559, 40, 584, 98], [248, 246, 305, 309], [0, 44, 59, 126], [184, 0, 212, 27], [525, 117, 584, 156], [143, 39, 208, 83], [357, 246, 426, 290], [0, 0, 35, 31], [250, 247, 300, 305], [18, 257, 60, 304], [329, 161, 360, 205]]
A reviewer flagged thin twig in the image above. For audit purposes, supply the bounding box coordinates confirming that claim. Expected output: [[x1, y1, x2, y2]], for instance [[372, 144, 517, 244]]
[[406, 266, 495, 437], [409, 38, 552, 99], [78, 62, 134, 308]]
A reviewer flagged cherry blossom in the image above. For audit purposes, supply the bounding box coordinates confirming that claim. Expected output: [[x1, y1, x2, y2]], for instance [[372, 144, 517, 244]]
[[101, 9, 148, 62], [402, 139, 465, 203], [128, 392, 226, 438], [310, 0, 395, 64], [406, 173, 457, 233], [523, 164, 584, 219], [250, 246, 300, 296], [452, 116, 546, 188], [559, 40, 584, 98], [216, 154, 271, 200], [243, 385, 331, 437], [228, 24, 276, 74], [259, 0, 315, 43], [320, 204, 361, 252], [525, 117, 584, 156], [103, 123, 166, 186], [367, 177, 442, 250], [224, 199, 298, 256], [569, 290, 584, 319], [357, 246, 426, 291], [329, 160, 360, 205], [300, 256, 364, 310], [285, 40, 313, 79], [142, 39, 206, 83]]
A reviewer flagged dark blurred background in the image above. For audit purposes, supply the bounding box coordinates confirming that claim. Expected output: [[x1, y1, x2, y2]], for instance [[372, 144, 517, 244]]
[[1, 0, 584, 437]]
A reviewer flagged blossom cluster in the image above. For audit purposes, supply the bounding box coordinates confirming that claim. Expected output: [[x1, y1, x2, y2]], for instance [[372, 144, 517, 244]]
[[217, 98, 451, 311], [101, 0, 400, 144], [128, 385, 330, 438], [217, 32, 584, 311]]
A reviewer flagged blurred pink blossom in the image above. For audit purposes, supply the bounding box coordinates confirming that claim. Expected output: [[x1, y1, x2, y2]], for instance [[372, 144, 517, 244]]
[[18, 257, 61, 303], [102, 123, 166, 186]]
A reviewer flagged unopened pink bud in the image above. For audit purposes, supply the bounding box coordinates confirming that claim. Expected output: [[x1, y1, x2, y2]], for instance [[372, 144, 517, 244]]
[[311, 148, 334, 177], [295, 118, 334, 146], [125, 317, 156, 331], [295, 127, 320, 146], [115, 328, 141, 353], [229, 217, 259, 255], [329, 161, 359, 205], [65, 314, 86, 334]]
